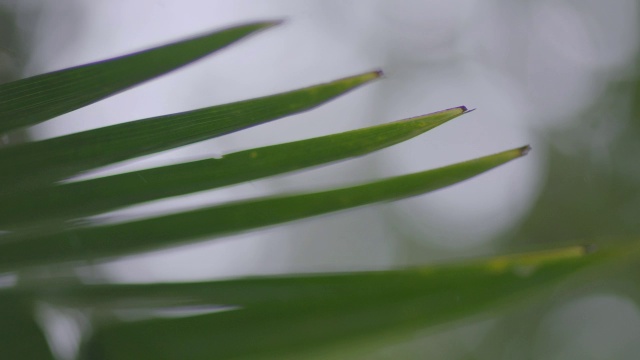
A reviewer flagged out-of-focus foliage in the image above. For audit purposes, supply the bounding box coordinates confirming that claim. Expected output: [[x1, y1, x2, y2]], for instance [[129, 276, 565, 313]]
[[0, 19, 575, 360], [2, 1, 640, 359]]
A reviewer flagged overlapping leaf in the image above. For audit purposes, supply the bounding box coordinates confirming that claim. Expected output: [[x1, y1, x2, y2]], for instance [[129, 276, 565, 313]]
[[73, 244, 632, 360], [0, 107, 467, 228], [0, 146, 528, 270], [0, 21, 278, 133], [0, 71, 381, 197], [0, 17, 567, 360]]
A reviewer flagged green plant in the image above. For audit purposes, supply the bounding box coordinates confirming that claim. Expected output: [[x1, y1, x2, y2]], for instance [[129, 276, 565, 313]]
[[0, 21, 636, 360]]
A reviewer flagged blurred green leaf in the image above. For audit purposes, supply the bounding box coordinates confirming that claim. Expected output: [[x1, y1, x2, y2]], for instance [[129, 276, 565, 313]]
[[16, 243, 632, 310], [0, 12, 582, 359], [1, 106, 467, 229], [0, 21, 278, 134], [0, 146, 528, 270], [0, 71, 381, 198], [0, 294, 55, 360], [77, 244, 628, 360]]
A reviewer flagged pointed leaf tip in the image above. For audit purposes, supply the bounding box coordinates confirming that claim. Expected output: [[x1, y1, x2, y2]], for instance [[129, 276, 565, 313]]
[[356, 69, 384, 82], [251, 19, 286, 31], [263, 19, 286, 27], [449, 105, 468, 115], [412, 106, 467, 120], [519, 145, 532, 156], [330, 70, 383, 91]]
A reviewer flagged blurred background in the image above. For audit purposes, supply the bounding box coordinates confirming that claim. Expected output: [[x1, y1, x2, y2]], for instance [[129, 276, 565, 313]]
[[2, 0, 640, 359]]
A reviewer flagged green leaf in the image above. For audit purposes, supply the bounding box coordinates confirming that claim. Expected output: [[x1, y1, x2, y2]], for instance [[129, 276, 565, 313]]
[[16, 243, 631, 310], [76, 244, 628, 360], [0, 71, 381, 198], [0, 146, 528, 270], [0, 21, 279, 134], [0, 294, 55, 360], [0, 106, 467, 228]]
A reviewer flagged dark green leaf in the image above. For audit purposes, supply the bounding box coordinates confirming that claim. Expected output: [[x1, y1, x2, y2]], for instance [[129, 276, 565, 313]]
[[0, 294, 55, 360], [16, 243, 631, 310], [0, 21, 278, 133], [0, 146, 529, 270], [1, 106, 467, 228], [0, 71, 381, 197], [77, 244, 625, 360]]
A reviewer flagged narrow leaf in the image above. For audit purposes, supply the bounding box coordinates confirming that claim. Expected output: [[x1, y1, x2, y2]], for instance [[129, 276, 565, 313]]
[[0, 21, 278, 133], [1, 107, 467, 228], [77, 244, 625, 360], [14, 243, 632, 310], [0, 71, 381, 197], [0, 146, 529, 270]]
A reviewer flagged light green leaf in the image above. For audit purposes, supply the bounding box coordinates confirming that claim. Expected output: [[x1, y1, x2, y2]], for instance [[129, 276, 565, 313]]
[[0, 146, 528, 270], [0, 106, 467, 228], [0, 71, 381, 198], [76, 244, 629, 360], [0, 21, 278, 134]]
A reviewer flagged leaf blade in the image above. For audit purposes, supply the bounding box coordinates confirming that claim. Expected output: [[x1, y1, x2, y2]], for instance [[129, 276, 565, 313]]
[[74, 244, 622, 360], [0, 71, 381, 197], [0, 146, 529, 270], [0, 106, 467, 228], [0, 21, 279, 133]]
